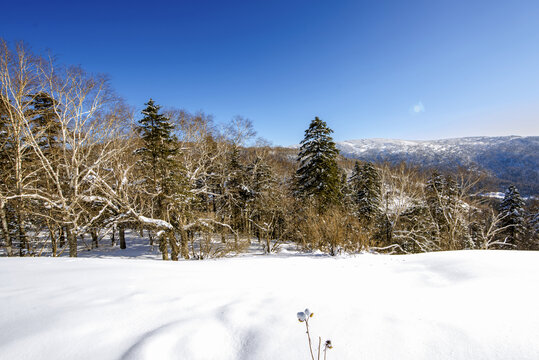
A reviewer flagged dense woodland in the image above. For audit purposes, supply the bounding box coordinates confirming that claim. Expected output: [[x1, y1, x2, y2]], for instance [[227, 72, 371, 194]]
[[1, 40, 538, 259]]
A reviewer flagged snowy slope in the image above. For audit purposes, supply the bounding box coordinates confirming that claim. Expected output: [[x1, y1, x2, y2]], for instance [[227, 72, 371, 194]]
[[337, 136, 539, 195], [2, 251, 539, 360]]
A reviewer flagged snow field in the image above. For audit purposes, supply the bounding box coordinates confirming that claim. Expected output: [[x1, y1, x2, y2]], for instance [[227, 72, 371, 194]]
[[1, 251, 539, 359]]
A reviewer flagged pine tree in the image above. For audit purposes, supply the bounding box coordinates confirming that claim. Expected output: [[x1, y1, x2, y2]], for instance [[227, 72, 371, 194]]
[[295, 117, 341, 206], [137, 99, 178, 193], [245, 155, 277, 244], [28, 92, 61, 154], [529, 207, 539, 249], [224, 145, 248, 232], [349, 161, 382, 223], [136, 99, 186, 259], [499, 185, 526, 246]]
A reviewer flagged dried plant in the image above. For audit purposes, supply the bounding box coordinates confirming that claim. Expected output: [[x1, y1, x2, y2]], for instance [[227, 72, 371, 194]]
[[297, 308, 333, 360]]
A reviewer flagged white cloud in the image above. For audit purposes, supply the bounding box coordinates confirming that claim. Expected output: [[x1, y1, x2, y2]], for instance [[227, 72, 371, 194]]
[[412, 101, 425, 113]]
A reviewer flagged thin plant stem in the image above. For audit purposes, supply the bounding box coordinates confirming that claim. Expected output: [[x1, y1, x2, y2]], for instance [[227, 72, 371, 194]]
[[317, 336, 321, 360], [305, 319, 315, 360]]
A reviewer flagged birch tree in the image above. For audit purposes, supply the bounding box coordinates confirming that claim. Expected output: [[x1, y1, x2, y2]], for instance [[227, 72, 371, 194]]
[[0, 39, 130, 257]]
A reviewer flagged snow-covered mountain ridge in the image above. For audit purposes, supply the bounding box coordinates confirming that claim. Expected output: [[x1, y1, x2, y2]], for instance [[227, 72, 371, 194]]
[[336, 136, 539, 195]]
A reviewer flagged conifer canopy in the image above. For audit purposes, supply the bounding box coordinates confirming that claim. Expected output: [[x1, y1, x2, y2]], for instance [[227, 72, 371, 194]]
[[295, 117, 341, 206]]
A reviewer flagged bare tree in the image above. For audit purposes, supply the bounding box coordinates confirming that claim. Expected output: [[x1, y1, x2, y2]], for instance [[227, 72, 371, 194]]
[[0, 39, 131, 257], [476, 209, 514, 249], [224, 115, 256, 147], [0, 40, 44, 255]]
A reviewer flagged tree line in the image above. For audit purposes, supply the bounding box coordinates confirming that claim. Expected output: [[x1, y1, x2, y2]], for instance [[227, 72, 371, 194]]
[[1, 40, 537, 259]]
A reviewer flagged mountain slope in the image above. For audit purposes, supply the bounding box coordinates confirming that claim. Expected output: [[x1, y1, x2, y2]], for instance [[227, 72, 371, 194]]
[[336, 136, 539, 195]]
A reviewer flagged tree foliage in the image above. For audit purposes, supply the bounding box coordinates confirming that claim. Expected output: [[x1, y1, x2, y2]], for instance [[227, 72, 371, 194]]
[[349, 161, 382, 223], [499, 185, 526, 246], [295, 117, 341, 207]]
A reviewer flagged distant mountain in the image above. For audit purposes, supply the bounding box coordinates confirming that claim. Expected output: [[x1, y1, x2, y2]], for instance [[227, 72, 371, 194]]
[[336, 136, 539, 196]]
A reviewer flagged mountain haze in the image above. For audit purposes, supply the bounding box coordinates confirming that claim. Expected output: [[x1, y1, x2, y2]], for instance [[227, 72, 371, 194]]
[[336, 136, 539, 195]]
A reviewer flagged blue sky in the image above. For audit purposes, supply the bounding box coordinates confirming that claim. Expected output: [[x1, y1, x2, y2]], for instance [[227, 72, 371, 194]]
[[2, 0, 539, 145]]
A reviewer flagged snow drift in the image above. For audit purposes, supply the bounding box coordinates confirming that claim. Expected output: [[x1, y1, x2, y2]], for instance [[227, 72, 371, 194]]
[[1, 251, 538, 359]]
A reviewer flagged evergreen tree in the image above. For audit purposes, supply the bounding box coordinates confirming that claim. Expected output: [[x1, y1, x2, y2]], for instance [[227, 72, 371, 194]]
[[136, 99, 186, 259], [529, 207, 539, 249], [295, 117, 341, 206], [349, 161, 382, 223], [339, 172, 352, 206], [224, 145, 249, 232], [137, 99, 187, 201], [499, 185, 526, 245], [28, 93, 61, 154], [245, 155, 278, 243], [137, 99, 178, 193]]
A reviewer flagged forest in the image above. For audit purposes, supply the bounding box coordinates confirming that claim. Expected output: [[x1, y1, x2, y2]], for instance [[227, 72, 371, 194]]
[[1, 40, 538, 259]]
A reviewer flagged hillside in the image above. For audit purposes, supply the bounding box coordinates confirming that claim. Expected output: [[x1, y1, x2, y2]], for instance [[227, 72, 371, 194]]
[[336, 136, 539, 195]]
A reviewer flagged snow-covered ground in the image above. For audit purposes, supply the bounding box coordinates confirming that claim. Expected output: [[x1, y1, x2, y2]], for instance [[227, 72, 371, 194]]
[[2, 250, 539, 359]]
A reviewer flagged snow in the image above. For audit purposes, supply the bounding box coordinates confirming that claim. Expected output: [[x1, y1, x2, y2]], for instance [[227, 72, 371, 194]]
[[1, 251, 539, 360], [80, 195, 109, 203], [137, 215, 173, 230], [335, 136, 539, 195], [335, 136, 537, 171], [481, 192, 505, 199]]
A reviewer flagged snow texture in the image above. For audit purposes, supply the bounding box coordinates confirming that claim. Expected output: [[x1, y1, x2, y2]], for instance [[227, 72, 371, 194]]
[[137, 215, 174, 230], [1, 251, 539, 359]]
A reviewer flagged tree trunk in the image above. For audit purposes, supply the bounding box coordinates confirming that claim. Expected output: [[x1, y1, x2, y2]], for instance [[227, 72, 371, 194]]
[[67, 226, 77, 257], [233, 228, 239, 251], [59, 227, 66, 248], [169, 232, 179, 261], [16, 207, 27, 256], [119, 225, 126, 249], [265, 233, 271, 254], [14, 138, 27, 256], [48, 224, 57, 257], [0, 200, 12, 256], [91, 229, 98, 249], [247, 219, 252, 245], [179, 229, 190, 260], [160, 234, 169, 260], [110, 225, 116, 246]]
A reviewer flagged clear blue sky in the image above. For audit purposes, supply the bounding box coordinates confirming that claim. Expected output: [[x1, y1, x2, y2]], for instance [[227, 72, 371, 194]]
[[2, 0, 539, 145]]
